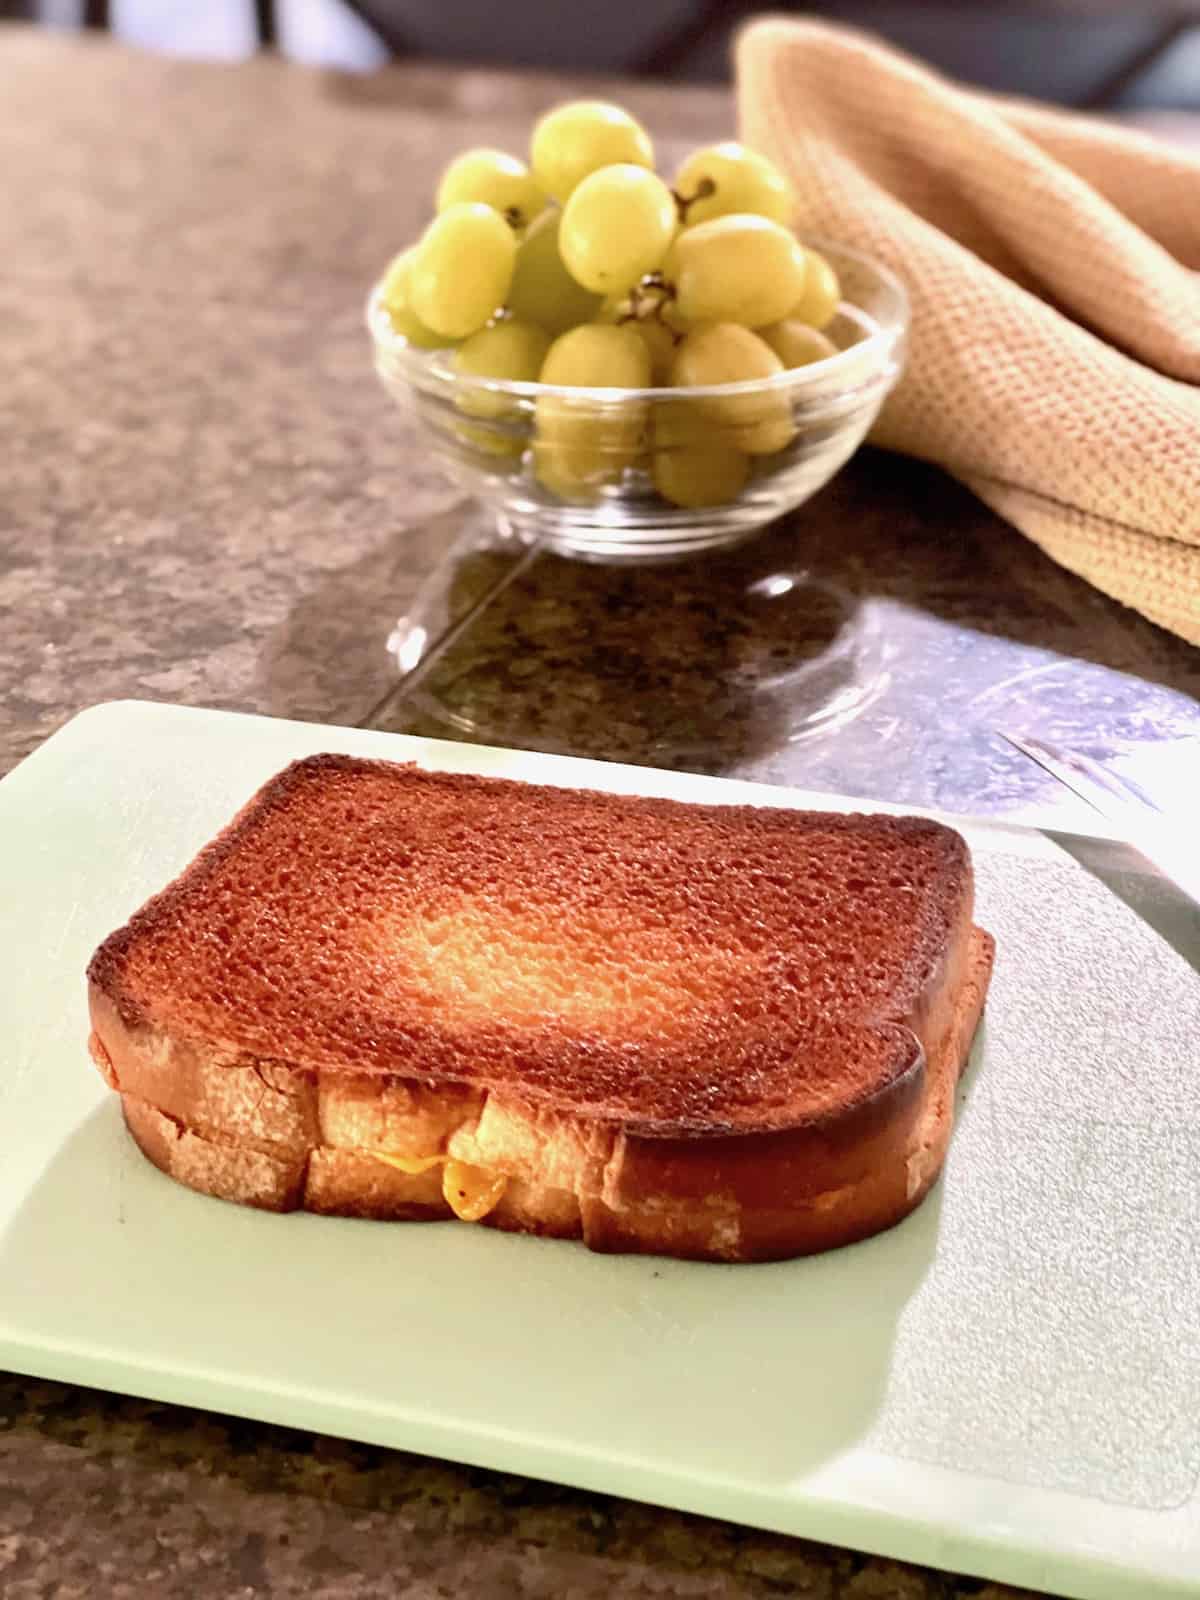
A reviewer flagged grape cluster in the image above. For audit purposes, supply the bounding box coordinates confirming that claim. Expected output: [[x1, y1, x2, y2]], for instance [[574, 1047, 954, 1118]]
[[379, 101, 843, 511]]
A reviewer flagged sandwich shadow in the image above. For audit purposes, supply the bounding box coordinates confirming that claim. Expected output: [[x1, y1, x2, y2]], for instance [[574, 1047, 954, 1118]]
[[2, 1099, 947, 1492], [1042, 832, 1200, 979], [609, 1181, 946, 1483]]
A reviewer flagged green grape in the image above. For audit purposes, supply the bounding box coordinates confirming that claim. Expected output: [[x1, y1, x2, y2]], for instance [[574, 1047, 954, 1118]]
[[673, 142, 795, 227], [652, 401, 749, 509], [453, 417, 524, 459], [627, 317, 678, 385], [788, 248, 842, 330], [594, 298, 678, 384], [451, 320, 548, 459], [506, 208, 603, 337], [670, 323, 795, 455], [560, 164, 676, 295], [534, 323, 650, 500], [530, 100, 654, 203], [539, 323, 651, 393], [659, 234, 681, 288], [378, 250, 451, 349], [409, 203, 516, 339], [758, 318, 837, 369], [435, 148, 546, 231], [453, 319, 551, 420], [669, 214, 807, 329]]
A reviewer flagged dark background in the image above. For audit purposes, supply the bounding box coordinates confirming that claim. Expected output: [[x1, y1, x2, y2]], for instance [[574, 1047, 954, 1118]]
[[7, 0, 1200, 109]]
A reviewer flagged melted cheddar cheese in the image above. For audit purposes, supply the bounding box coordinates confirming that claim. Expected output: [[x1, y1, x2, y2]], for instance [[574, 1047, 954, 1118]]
[[370, 1152, 443, 1175], [369, 1151, 507, 1222], [442, 1160, 507, 1222]]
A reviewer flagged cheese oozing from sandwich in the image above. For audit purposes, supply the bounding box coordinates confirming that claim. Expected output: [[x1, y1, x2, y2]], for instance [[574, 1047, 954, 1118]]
[[370, 1151, 507, 1222]]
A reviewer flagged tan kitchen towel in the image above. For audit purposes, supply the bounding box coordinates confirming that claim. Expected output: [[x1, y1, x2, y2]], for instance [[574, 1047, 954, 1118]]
[[737, 18, 1200, 644]]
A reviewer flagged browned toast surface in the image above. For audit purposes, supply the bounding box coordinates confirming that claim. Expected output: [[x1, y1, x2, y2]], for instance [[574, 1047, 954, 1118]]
[[89, 756, 976, 1136]]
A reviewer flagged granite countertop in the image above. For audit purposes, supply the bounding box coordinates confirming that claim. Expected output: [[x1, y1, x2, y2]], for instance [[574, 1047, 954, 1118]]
[[2, 25, 1198, 1600], [4, 1381, 1031, 1600]]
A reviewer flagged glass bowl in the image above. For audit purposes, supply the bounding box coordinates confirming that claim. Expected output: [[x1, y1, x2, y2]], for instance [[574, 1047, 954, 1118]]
[[367, 238, 908, 565]]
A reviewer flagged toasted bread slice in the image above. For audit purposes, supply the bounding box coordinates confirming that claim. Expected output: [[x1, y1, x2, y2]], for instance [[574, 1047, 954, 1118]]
[[88, 756, 994, 1261]]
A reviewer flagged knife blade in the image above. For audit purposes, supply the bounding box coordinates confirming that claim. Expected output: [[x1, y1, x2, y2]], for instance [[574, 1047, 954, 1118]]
[[1000, 731, 1200, 913]]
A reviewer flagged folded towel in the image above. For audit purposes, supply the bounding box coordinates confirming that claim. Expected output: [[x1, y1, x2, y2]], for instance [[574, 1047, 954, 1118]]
[[737, 19, 1200, 644]]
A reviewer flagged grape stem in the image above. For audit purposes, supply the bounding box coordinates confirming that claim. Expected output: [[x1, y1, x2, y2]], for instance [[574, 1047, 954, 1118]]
[[618, 278, 683, 345], [671, 176, 715, 223]]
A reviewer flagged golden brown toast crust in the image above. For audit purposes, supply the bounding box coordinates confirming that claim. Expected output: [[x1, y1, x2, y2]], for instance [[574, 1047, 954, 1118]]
[[87, 757, 996, 1262], [89, 756, 977, 1133]]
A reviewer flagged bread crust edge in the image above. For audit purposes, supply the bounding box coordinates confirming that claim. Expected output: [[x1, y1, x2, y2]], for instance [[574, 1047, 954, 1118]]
[[92, 928, 994, 1262]]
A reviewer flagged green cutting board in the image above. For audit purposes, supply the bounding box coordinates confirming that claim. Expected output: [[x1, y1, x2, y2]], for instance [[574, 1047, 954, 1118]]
[[3, 702, 1198, 1600]]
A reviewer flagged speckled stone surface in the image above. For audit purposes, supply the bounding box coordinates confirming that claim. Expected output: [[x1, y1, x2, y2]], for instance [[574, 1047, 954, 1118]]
[[2, 26, 1198, 1599], [1, 1381, 1040, 1600]]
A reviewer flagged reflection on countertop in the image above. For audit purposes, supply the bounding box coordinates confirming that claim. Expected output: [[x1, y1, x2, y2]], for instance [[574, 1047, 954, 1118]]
[[362, 452, 1200, 824]]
